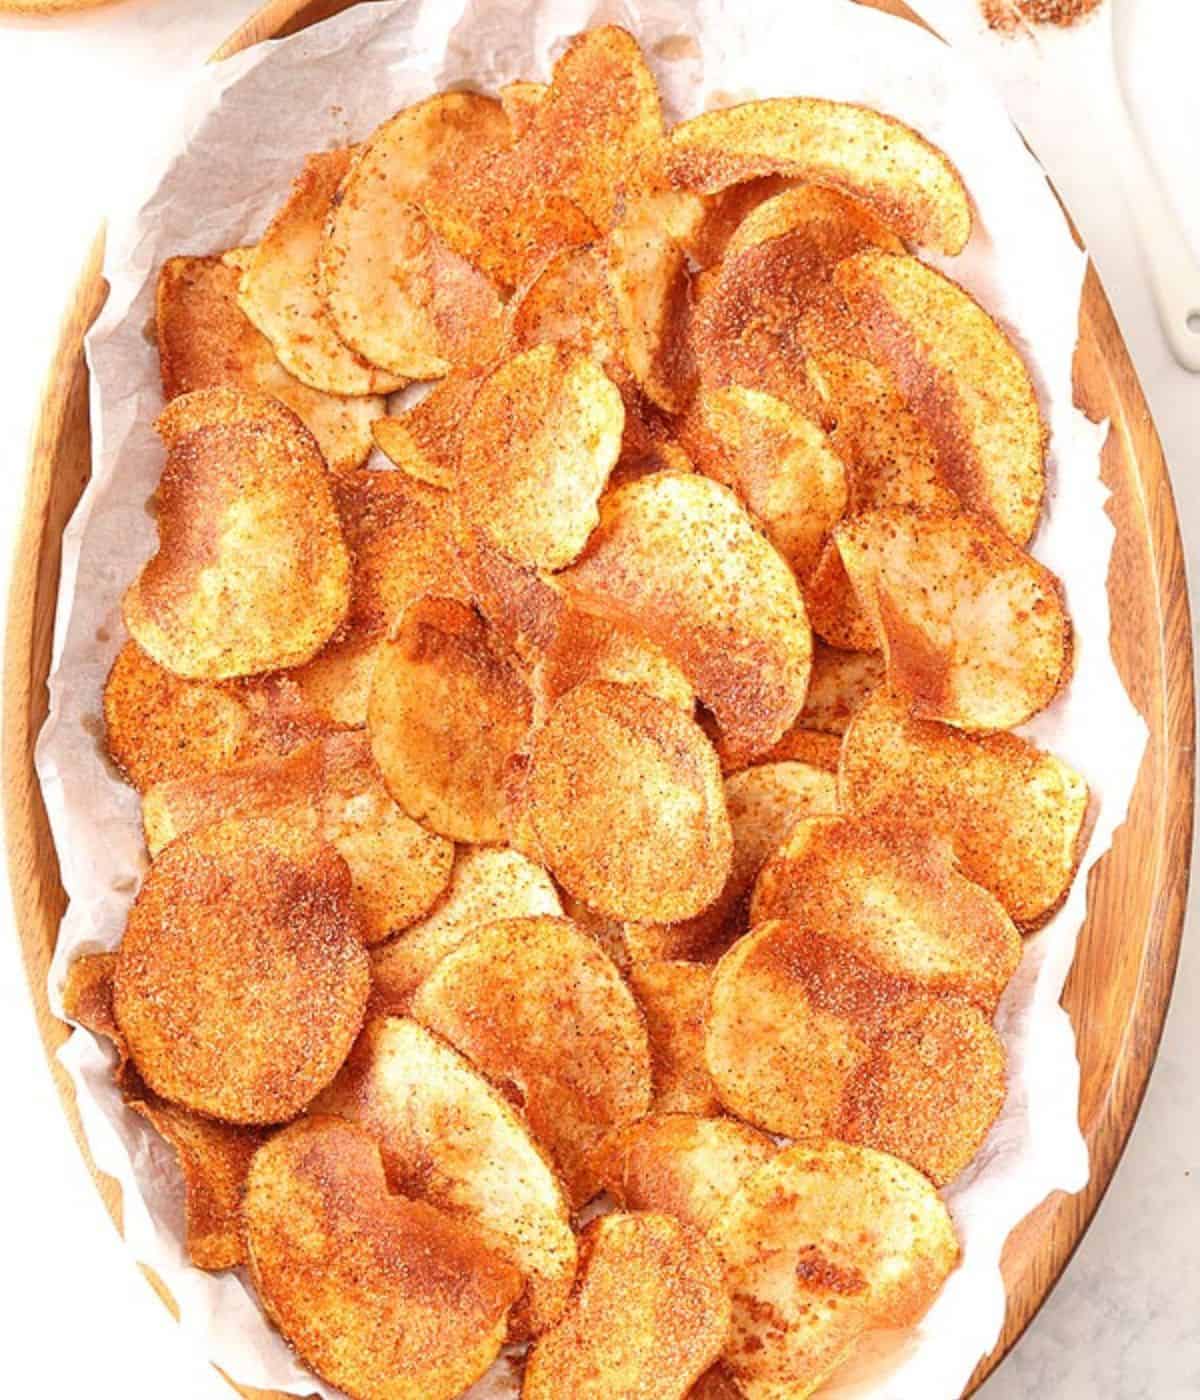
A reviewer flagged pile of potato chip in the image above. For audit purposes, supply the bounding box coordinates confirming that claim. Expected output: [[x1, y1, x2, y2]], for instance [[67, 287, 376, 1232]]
[[67, 25, 1094, 1400]]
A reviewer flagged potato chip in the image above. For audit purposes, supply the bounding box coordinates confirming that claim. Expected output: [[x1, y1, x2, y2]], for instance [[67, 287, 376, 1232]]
[[320, 93, 510, 377], [711, 1142, 959, 1398], [798, 643, 884, 734], [123, 388, 351, 680], [840, 687, 1089, 926], [369, 846, 562, 1015], [412, 915, 652, 1206], [368, 596, 532, 843], [244, 1116, 521, 1400], [680, 384, 847, 578], [562, 472, 812, 768], [629, 961, 719, 1115], [725, 183, 905, 261], [687, 1365, 745, 1400], [102, 641, 330, 792], [523, 1212, 730, 1400], [62, 952, 126, 1065], [460, 344, 624, 570], [761, 726, 842, 771], [601, 1113, 777, 1233], [143, 732, 455, 945], [290, 469, 468, 727], [372, 371, 484, 489], [842, 997, 1006, 1187], [500, 79, 547, 137], [834, 507, 1072, 731], [456, 520, 567, 664], [315, 1017, 576, 1339], [606, 206, 696, 412], [526, 680, 732, 922], [836, 251, 1046, 542], [236, 149, 405, 396], [666, 98, 971, 253], [613, 390, 696, 485], [751, 816, 1021, 1013], [507, 243, 621, 366], [634, 759, 837, 963], [156, 253, 383, 473], [113, 815, 369, 1123]]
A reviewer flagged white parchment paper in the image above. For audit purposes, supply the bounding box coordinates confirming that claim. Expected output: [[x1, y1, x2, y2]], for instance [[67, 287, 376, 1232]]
[[35, 0, 1149, 1395]]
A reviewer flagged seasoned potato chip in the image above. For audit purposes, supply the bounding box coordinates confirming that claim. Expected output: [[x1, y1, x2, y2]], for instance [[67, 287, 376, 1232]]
[[244, 1116, 521, 1400], [629, 961, 719, 1115], [372, 370, 483, 489], [688, 1365, 745, 1400], [751, 816, 1021, 1013], [103, 641, 330, 792], [803, 541, 879, 653], [113, 815, 369, 1123], [711, 1142, 959, 1398], [316, 1017, 576, 1339], [680, 385, 847, 578], [836, 251, 1046, 543], [412, 915, 652, 1206], [143, 732, 454, 945], [123, 388, 351, 680], [834, 508, 1072, 731], [368, 597, 532, 843], [457, 520, 567, 664], [156, 254, 383, 473], [601, 1113, 777, 1233], [840, 687, 1089, 926], [798, 643, 885, 734], [606, 206, 695, 412], [370, 846, 562, 1015], [236, 149, 405, 396], [613, 391, 696, 485], [460, 344, 625, 570], [62, 952, 126, 1065], [526, 680, 731, 922], [635, 759, 837, 963], [290, 469, 468, 727], [725, 182, 905, 261], [523, 1212, 730, 1400], [666, 98, 971, 253], [761, 725, 842, 771], [500, 79, 547, 137], [507, 244, 621, 366], [320, 93, 510, 377], [842, 998, 1006, 1187], [562, 472, 812, 767]]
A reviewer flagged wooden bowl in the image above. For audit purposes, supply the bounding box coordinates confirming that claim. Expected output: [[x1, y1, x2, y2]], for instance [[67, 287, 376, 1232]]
[[3, 0, 1194, 1395]]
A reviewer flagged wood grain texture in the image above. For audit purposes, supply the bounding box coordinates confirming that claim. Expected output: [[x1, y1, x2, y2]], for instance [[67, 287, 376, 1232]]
[[3, 2, 1193, 1398]]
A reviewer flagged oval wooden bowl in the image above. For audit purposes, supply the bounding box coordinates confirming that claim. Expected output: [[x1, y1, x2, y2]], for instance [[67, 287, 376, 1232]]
[[4, 0, 1194, 1395]]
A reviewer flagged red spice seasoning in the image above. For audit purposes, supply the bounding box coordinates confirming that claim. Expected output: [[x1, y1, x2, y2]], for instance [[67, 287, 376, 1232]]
[[981, 0, 1105, 32]]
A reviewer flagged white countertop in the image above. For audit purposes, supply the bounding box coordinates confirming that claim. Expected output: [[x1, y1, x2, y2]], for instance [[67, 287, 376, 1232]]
[[0, 2, 1194, 1397]]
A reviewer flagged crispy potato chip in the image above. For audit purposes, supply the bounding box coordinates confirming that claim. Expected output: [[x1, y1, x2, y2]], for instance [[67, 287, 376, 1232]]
[[526, 680, 731, 922], [523, 1212, 730, 1400], [142, 732, 455, 945], [412, 915, 652, 1206], [761, 725, 842, 771], [680, 385, 847, 578], [601, 1114, 777, 1233], [606, 206, 696, 412], [836, 251, 1046, 543], [370, 846, 561, 1014], [507, 243, 621, 366], [123, 388, 351, 680], [711, 1141, 959, 1398], [634, 759, 837, 963], [725, 183, 905, 261], [103, 641, 331, 792], [500, 79, 547, 137], [316, 1017, 576, 1339], [842, 998, 1006, 1187], [62, 952, 128, 1067], [562, 472, 812, 768], [113, 815, 369, 1123], [613, 390, 696, 485], [666, 98, 971, 253], [156, 254, 383, 473], [244, 1116, 521, 1400], [629, 961, 719, 1115], [371, 371, 484, 489], [236, 150, 405, 396], [320, 94, 510, 377], [802, 541, 879, 653], [290, 469, 469, 727], [797, 643, 884, 734], [457, 520, 567, 664], [840, 687, 1089, 926], [834, 508, 1072, 731], [660, 175, 796, 270], [460, 344, 625, 570], [368, 597, 532, 843], [751, 816, 1021, 1013]]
